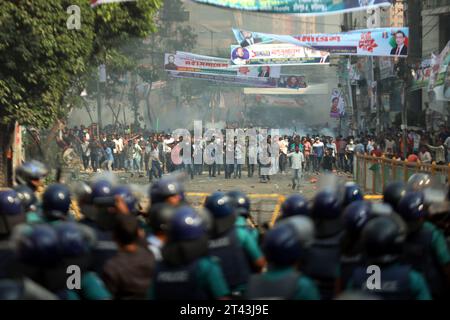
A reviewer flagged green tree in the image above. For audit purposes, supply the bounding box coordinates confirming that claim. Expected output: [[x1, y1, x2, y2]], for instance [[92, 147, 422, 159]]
[[0, 0, 161, 186]]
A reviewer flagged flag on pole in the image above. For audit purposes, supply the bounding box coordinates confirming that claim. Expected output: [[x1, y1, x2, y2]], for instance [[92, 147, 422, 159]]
[[90, 0, 136, 7]]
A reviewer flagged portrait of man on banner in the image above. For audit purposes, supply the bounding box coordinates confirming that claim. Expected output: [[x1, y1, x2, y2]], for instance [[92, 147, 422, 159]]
[[231, 47, 250, 65], [239, 30, 262, 47], [330, 88, 344, 118], [390, 31, 408, 56], [164, 54, 178, 70]]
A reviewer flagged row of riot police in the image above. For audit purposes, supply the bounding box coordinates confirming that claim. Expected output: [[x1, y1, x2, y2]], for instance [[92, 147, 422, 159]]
[[0, 160, 449, 299]]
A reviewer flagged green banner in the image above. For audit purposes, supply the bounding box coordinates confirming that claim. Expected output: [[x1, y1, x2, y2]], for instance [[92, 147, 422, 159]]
[[193, 0, 393, 15]]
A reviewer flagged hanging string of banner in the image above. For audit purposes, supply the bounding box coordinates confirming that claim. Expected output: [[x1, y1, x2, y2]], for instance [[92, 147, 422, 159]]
[[190, 0, 393, 16], [232, 27, 409, 57]]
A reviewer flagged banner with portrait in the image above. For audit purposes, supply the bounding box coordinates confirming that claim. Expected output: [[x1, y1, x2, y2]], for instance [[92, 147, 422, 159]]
[[230, 43, 330, 66], [255, 95, 307, 108], [428, 41, 450, 101], [411, 59, 432, 91], [330, 88, 345, 118], [193, 0, 393, 15], [166, 70, 279, 88], [165, 52, 281, 78], [232, 27, 409, 57]]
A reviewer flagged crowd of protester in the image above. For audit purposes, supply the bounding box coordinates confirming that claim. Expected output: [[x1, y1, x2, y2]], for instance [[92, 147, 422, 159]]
[[52, 123, 450, 182]]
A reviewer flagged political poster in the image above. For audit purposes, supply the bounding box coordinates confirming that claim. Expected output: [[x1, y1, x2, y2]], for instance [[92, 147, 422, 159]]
[[330, 88, 345, 118], [428, 41, 450, 101], [277, 75, 308, 89], [411, 59, 432, 91], [165, 52, 281, 78], [192, 0, 393, 16], [166, 70, 279, 88], [232, 27, 409, 57], [230, 43, 330, 66], [255, 95, 307, 108]]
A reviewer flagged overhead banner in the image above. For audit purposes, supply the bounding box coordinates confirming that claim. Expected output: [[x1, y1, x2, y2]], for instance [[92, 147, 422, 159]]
[[330, 88, 345, 118], [429, 41, 450, 101], [192, 0, 393, 15], [278, 75, 308, 89], [165, 53, 281, 78], [167, 70, 278, 87], [255, 95, 307, 108], [411, 59, 432, 91], [244, 84, 329, 95], [230, 43, 330, 66], [232, 27, 409, 57]]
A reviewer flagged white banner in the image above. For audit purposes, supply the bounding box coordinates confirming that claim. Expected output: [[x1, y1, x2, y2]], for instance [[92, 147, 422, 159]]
[[230, 43, 330, 66]]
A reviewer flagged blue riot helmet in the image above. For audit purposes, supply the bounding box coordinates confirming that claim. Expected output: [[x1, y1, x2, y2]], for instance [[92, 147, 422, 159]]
[[263, 216, 314, 266], [226, 190, 251, 217], [15, 160, 48, 191], [342, 200, 372, 235], [383, 181, 407, 212], [14, 224, 60, 267], [42, 184, 71, 221], [204, 192, 235, 235], [150, 177, 184, 206], [162, 206, 208, 266], [360, 215, 407, 265], [54, 222, 91, 258], [397, 191, 427, 233], [279, 194, 309, 220], [112, 185, 137, 214], [0, 189, 25, 236], [342, 182, 364, 208], [311, 188, 343, 237], [14, 185, 38, 213]]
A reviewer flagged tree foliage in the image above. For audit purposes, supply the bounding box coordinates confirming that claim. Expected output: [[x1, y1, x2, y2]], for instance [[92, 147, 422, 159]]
[[0, 0, 161, 128]]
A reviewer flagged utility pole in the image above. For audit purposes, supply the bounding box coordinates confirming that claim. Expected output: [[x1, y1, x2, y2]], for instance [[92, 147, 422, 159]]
[[367, 7, 381, 135], [97, 64, 106, 136]]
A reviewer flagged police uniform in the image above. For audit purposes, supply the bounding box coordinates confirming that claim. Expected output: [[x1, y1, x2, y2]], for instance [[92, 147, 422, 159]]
[[402, 221, 450, 298], [245, 266, 320, 300], [347, 263, 432, 300], [149, 256, 229, 300]]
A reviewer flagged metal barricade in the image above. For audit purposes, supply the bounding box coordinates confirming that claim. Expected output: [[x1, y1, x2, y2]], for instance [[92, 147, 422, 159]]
[[355, 154, 450, 194]]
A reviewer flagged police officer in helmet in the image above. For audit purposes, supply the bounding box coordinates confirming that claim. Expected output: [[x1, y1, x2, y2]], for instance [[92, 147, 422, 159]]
[[13, 223, 111, 300], [78, 179, 118, 274], [146, 203, 176, 261], [41, 184, 72, 223], [150, 206, 230, 300], [279, 194, 310, 220], [383, 181, 407, 213], [227, 190, 259, 243], [14, 185, 41, 223], [149, 177, 185, 207], [346, 215, 432, 300], [15, 160, 48, 194], [245, 216, 320, 300], [0, 189, 27, 279], [301, 188, 344, 300], [397, 191, 450, 299], [204, 192, 265, 296]]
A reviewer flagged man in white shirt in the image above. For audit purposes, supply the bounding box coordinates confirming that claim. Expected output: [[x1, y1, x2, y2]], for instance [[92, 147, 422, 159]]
[[418, 146, 432, 164], [278, 137, 288, 174], [444, 136, 450, 163], [287, 146, 305, 191], [113, 134, 124, 170], [132, 138, 143, 174]]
